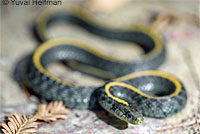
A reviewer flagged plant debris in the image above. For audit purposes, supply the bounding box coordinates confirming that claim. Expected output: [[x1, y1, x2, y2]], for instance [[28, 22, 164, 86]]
[[33, 101, 69, 122], [1, 113, 38, 134], [1, 101, 69, 134]]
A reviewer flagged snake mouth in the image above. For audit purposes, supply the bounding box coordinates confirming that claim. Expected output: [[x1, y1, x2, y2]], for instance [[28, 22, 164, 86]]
[[114, 112, 144, 125], [132, 117, 144, 125]]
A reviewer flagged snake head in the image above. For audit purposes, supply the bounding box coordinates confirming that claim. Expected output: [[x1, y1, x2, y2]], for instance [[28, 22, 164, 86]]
[[122, 104, 144, 125]]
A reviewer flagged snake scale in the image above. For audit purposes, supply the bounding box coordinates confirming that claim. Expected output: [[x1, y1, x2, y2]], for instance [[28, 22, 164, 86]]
[[26, 6, 187, 125]]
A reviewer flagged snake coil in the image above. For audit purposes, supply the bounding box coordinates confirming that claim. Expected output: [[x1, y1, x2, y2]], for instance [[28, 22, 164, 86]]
[[27, 6, 187, 125]]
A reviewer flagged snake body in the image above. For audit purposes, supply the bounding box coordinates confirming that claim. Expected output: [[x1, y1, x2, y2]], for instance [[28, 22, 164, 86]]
[[27, 7, 187, 124]]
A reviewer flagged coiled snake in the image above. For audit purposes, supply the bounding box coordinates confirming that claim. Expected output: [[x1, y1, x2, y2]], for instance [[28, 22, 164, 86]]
[[27, 6, 187, 125]]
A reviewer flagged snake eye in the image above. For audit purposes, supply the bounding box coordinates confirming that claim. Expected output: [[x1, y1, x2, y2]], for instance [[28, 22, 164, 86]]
[[126, 112, 132, 118]]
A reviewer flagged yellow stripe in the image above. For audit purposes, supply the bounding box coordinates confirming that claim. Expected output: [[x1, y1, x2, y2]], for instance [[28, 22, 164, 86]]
[[105, 82, 159, 105], [106, 70, 182, 104], [105, 82, 129, 105], [34, 39, 181, 103], [33, 38, 78, 86], [112, 70, 182, 99], [36, 6, 163, 60], [33, 37, 117, 85]]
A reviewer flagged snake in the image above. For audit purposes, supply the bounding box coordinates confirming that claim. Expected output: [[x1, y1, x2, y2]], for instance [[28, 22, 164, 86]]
[[26, 6, 187, 125]]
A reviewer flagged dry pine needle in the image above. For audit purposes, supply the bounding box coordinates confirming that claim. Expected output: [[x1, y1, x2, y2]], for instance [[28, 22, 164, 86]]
[[33, 101, 69, 122], [1, 101, 69, 134], [1, 113, 38, 134]]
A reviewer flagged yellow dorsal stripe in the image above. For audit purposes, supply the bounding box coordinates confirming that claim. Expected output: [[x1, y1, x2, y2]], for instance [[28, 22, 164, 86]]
[[105, 82, 157, 105], [105, 71, 182, 104], [36, 6, 163, 59], [115, 71, 182, 98], [33, 37, 118, 85]]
